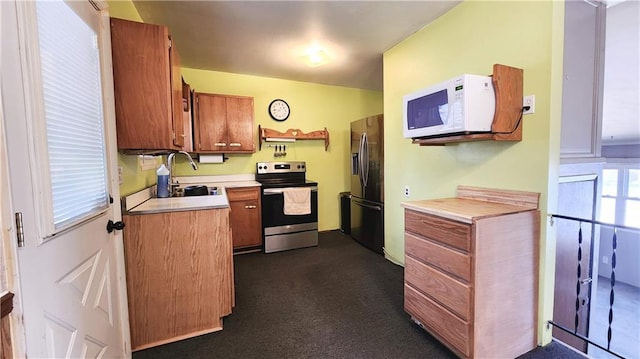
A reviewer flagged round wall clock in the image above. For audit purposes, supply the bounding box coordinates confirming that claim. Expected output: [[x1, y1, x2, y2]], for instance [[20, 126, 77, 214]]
[[268, 99, 290, 121]]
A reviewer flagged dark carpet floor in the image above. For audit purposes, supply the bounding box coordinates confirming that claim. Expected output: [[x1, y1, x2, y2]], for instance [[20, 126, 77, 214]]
[[133, 230, 587, 359]]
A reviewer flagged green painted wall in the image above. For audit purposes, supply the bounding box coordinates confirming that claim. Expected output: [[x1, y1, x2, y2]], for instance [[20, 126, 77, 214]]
[[107, 0, 141, 22], [383, 0, 563, 344], [180, 68, 382, 231]]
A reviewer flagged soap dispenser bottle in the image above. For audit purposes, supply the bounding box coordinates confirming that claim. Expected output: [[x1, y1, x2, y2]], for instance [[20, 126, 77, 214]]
[[156, 164, 170, 198]]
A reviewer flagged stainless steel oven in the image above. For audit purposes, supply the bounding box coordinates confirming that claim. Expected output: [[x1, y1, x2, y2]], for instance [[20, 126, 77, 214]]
[[256, 161, 318, 253]]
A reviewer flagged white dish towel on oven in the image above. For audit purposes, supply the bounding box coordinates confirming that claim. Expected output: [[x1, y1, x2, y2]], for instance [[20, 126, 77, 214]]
[[283, 187, 311, 215]]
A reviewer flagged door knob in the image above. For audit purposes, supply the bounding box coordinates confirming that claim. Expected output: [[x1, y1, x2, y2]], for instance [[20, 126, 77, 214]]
[[106, 220, 126, 233]]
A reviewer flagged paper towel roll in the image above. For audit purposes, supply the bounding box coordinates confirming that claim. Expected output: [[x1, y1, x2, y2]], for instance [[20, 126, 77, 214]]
[[198, 154, 224, 163]]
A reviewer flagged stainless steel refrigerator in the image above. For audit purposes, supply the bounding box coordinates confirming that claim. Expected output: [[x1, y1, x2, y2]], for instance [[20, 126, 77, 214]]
[[350, 114, 384, 254]]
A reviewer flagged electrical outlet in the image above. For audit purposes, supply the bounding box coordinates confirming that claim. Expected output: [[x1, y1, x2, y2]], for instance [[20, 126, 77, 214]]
[[602, 256, 609, 264], [523, 95, 535, 114], [118, 166, 124, 184], [404, 186, 410, 197]]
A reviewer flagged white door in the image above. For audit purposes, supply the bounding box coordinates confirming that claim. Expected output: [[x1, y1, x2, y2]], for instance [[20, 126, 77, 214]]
[[1, 1, 129, 357]]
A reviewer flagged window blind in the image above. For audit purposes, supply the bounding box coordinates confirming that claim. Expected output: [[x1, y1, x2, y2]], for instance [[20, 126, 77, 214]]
[[36, 1, 108, 230]]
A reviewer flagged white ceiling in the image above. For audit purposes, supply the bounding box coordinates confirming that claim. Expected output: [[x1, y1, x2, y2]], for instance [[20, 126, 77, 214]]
[[130, 0, 638, 146], [131, 1, 462, 91]]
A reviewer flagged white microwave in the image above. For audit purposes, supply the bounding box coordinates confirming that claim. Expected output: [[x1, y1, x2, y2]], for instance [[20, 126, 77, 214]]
[[402, 74, 495, 139]]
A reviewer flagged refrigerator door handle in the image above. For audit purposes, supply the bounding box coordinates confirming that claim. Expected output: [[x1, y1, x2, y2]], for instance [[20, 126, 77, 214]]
[[352, 199, 382, 211], [358, 133, 365, 188], [361, 132, 369, 188]]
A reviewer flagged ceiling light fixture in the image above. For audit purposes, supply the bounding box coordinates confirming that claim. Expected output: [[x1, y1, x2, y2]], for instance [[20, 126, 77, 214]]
[[303, 44, 331, 67]]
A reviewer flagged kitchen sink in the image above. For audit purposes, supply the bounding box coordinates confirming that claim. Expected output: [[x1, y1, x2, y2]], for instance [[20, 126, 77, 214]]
[[172, 185, 221, 197]]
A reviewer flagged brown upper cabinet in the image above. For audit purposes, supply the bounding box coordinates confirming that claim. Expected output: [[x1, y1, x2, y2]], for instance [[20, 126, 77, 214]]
[[181, 80, 194, 153], [110, 18, 185, 151], [194, 93, 255, 153]]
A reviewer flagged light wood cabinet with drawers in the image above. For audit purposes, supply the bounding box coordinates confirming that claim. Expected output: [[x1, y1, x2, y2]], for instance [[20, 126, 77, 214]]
[[402, 186, 540, 359]]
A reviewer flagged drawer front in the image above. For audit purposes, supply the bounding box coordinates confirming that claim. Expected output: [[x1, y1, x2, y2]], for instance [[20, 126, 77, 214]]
[[405, 209, 471, 252], [405, 256, 471, 320], [405, 284, 470, 357], [226, 187, 259, 201], [405, 232, 471, 282]]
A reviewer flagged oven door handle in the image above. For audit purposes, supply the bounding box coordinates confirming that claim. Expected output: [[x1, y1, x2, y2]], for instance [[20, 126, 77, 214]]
[[263, 187, 318, 194]]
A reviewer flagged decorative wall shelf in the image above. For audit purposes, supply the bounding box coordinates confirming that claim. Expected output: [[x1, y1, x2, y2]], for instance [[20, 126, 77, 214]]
[[412, 63, 524, 146], [259, 125, 330, 151]]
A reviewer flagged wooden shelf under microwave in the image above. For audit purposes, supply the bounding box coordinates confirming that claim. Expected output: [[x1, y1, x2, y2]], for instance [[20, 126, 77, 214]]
[[258, 125, 330, 151], [411, 63, 524, 146]]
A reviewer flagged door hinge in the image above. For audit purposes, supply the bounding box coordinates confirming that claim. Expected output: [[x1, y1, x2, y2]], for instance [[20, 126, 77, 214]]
[[15, 212, 25, 247]]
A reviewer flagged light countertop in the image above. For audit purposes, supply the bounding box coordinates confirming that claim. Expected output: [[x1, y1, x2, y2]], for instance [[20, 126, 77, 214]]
[[127, 193, 230, 214], [123, 174, 259, 215], [401, 186, 539, 224], [401, 197, 535, 224]]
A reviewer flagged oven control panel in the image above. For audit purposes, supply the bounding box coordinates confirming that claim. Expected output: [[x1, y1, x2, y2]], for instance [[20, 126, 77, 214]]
[[256, 161, 306, 174]]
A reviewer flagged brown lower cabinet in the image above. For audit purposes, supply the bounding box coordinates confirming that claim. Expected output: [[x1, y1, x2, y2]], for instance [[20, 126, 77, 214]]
[[227, 187, 262, 250], [123, 208, 233, 351], [402, 186, 540, 359]]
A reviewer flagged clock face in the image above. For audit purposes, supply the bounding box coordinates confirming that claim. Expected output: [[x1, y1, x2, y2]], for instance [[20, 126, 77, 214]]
[[269, 99, 290, 121]]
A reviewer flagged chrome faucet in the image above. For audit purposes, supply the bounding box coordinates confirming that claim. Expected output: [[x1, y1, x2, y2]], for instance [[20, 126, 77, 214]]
[[166, 151, 198, 193]]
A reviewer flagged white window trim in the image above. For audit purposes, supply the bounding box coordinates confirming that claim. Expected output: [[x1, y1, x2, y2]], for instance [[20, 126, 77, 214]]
[[602, 159, 640, 229], [15, 1, 113, 242], [15, 1, 53, 242]]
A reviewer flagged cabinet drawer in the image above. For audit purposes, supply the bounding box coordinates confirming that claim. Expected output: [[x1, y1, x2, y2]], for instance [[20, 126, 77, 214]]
[[405, 232, 471, 282], [226, 187, 259, 201], [405, 284, 470, 357], [405, 256, 471, 320], [405, 210, 471, 252]]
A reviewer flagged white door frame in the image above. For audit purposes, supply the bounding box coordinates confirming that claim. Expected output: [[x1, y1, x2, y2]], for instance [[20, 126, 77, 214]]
[[0, 0, 131, 356]]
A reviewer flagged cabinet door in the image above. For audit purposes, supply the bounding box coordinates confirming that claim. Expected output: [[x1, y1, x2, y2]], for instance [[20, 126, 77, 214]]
[[227, 96, 255, 153], [227, 187, 262, 249], [194, 93, 228, 152], [560, 1, 605, 158], [181, 82, 193, 153], [110, 18, 178, 150], [170, 35, 185, 148], [123, 209, 233, 350]]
